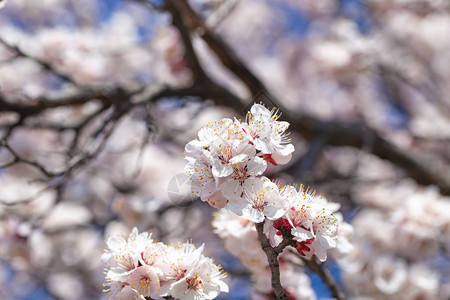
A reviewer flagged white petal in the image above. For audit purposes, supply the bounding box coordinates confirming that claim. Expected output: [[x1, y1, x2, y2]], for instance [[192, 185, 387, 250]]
[[220, 180, 243, 201], [253, 139, 271, 154], [226, 198, 246, 216], [242, 206, 265, 223], [264, 205, 286, 220], [250, 104, 271, 117], [314, 242, 328, 262], [106, 236, 126, 252], [247, 156, 267, 176], [292, 227, 314, 241], [200, 180, 218, 200], [229, 154, 248, 164], [211, 161, 233, 178], [206, 190, 228, 209], [184, 140, 204, 160], [317, 234, 337, 249]]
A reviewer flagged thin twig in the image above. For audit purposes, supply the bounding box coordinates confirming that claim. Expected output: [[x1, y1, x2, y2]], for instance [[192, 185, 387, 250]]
[[0, 37, 80, 87]]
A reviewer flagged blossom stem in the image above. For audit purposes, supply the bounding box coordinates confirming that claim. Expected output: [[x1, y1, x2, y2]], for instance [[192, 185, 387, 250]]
[[255, 221, 289, 300], [274, 234, 296, 254]]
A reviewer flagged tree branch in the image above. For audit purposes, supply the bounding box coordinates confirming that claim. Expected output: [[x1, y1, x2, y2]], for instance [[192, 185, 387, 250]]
[[255, 221, 289, 300], [163, 0, 208, 82], [298, 255, 344, 300], [161, 0, 450, 196]]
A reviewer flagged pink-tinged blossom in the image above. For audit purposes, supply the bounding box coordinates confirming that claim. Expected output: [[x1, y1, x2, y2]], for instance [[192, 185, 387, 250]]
[[102, 228, 228, 300], [184, 118, 261, 209], [126, 265, 162, 297], [275, 185, 338, 262], [102, 228, 153, 280], [184, 160, 223, 207], [169, 255, 229, 300]]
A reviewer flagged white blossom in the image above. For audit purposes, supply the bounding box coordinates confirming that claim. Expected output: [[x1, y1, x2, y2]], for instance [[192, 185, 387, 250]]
[[222, 177, 286, 223], [102, 228, 228, 300]]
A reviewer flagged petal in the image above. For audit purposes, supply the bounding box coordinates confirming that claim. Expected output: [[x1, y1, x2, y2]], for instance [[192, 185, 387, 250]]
[[211, 161, 233, 178], [226, 197, 247, 216], [250, 104, 271, 117], [200, 180, 218, 200], [229, 154, 248, 164], [220, 180, 243, 201], [242, 206, 265, 223], [206, 190, 228, 209], [106, 236, 126, 252], [292, 227, 314, 241], [253, 139, 271, 154], [271, 149, 293, 165], [184, 140, 204, 160], [317, 234, 337, 249], [264, 205, 286, 220], [247, 156, 267, 176], [313, 241, 328, 262]]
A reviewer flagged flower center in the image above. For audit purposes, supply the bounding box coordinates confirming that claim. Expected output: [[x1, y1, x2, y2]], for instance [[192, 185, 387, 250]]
[[232, 164, 250, 182], [251, 190, 268, 212], [186, 275, 204, 291], [217, 145, 233, 164]]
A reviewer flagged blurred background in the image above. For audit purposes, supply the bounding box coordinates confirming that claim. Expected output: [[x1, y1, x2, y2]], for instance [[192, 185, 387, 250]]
[[0, 0, 449, 299]]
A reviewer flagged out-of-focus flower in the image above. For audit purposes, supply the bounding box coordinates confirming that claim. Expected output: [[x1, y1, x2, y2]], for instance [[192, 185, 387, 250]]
[[338, 181, 450, 298]]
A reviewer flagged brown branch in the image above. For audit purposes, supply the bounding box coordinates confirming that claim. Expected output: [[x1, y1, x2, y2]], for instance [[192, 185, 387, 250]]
[[298, 255, 345, 300], [163, 0, 208, 82], [206, 0, 240, 28], [0, 81, 237, 206], [255, 221, 289, 300], [270, 220, 346, 300], [162, 0, 450, 196], [0, 140, 54, 177], [174, 0, 266, 95], [0, 89, 110, 116]]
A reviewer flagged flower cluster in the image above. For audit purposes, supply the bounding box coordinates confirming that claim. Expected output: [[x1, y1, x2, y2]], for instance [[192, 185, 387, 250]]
[[102, 228, 228, 300], [184, 104, 294, 210], [185, 104, 342, 262], [273, 184, 339, 262]]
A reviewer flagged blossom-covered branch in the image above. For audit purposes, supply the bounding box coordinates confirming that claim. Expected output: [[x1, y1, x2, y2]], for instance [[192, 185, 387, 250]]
[[184, 103, 348, 298]]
